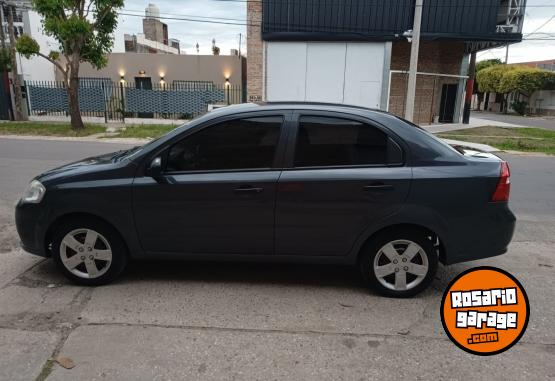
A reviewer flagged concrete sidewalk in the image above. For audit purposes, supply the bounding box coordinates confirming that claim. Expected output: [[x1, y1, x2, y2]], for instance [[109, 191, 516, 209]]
[[422, 117, 521, 134]]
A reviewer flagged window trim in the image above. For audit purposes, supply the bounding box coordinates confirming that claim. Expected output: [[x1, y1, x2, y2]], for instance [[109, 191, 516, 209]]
[[284, 111, 406, 170], [160, 112, 290, 175]]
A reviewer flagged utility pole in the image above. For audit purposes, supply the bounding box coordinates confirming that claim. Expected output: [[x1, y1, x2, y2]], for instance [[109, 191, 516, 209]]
[[0, 3, 7, 50], [238, 33, 242, 58], [505, 44, 509, 64], [7, 2, 24, 120], [462, 52, 476, 124], [404, 0, 423, 122]]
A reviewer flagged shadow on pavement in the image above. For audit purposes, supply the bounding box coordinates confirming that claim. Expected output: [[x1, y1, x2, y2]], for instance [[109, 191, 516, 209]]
[[122, 260, 365, 290]]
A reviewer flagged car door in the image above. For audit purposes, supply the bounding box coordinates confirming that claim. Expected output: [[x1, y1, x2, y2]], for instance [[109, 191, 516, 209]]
[[275, 112, 411, 257], [132, 113, 289, 255]]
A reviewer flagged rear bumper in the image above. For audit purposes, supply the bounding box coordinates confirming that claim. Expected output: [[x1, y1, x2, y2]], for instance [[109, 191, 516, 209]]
[[443, 203, 516, 265]]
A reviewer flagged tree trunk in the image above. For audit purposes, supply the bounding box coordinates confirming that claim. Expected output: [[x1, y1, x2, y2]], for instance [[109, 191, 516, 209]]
[[503, 94, 509, 114], [67, 60, 84, 130], [476, 93, 483, 111], [7, 5, 24, 121]]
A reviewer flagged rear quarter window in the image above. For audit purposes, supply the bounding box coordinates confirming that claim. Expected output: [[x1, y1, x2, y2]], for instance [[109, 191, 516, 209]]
[[294, 116, 403, 167]]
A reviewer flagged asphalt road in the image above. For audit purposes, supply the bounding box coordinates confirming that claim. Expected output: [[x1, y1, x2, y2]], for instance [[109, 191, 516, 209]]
[[0, 138, 554, 380], [473, 111, 555, 130]]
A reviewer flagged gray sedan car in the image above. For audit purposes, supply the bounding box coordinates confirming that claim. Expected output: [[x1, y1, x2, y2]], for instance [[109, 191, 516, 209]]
[[15, 103, 515, 297]]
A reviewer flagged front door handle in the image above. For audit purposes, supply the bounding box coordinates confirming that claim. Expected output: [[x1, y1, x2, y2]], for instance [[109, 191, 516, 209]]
[[363, 183, 394, 192], [234, 186, 264, 194]]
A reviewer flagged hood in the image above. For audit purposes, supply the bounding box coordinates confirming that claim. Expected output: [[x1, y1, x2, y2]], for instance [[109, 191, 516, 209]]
[[37, 150, 128, 184]]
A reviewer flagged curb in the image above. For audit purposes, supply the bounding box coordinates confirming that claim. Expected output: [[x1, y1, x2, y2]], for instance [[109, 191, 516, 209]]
[[0, 134, 149, 145]]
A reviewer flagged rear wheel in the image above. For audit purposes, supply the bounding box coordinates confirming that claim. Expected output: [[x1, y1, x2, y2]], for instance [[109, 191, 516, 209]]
[[360, 229, 438, 298], [51, 218, 128, 286]]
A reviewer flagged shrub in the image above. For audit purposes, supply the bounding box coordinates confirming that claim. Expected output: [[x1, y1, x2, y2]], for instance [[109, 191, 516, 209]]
[[511, 100, 528, 116]]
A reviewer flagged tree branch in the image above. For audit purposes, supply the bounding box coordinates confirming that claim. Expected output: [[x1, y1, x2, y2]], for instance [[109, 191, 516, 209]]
[[36, 51, 66, 74], [93, 5, 113, 28], [84, 0, 94, 17]]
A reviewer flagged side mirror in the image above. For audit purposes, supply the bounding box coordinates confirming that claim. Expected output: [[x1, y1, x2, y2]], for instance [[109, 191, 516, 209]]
[[146, 157, 163, 180]]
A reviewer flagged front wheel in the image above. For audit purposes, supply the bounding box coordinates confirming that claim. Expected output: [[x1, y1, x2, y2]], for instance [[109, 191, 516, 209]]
[[51, 218, 128, 286], [359, 229, 438, 298]]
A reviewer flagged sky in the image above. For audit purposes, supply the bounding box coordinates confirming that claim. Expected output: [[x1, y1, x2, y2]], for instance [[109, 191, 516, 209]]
[[113, 0, 247, 55], [112, 0, 555, 62], [477, 0, 555, 63]]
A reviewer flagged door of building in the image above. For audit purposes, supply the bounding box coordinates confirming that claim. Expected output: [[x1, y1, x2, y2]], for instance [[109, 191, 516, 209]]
[[135, 76, 153, 118], [439, 84, 458, 123], [266, 42, 385, 109]]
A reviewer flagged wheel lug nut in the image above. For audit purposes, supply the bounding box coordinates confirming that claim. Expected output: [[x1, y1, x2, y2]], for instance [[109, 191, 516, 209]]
[[87, 247, 92, 251], [402, 258, 407, 262], [395, 268, 400, 272], [78, 247, 84, 252], [404, 266, 409, 271], [393, 260, 398, 264]]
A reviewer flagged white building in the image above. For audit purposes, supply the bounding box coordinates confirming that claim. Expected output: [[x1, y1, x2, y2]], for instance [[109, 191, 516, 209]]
[[1, 2, 57, 82]]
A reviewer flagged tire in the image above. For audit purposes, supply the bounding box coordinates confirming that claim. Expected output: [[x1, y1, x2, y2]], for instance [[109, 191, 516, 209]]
[[51, 217, 128, 286], [359, 228, 438, 298]]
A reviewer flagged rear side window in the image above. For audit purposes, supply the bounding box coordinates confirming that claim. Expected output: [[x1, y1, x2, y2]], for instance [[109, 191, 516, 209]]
[[166, 116, 282, 172], [294, 116, 401, 168]]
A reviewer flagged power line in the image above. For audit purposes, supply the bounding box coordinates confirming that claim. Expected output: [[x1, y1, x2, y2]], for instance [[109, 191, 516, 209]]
[[9, 2, 555, 35], [210, 0, 555, 7], [525, 14, 555, 36], [121, 8, 246, 23], [118, 12, 247, 26]]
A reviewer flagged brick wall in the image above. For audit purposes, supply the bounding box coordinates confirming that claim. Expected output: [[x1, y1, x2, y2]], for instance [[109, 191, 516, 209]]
[[247, 0, 263, 102], [389, 41, 465, 124]]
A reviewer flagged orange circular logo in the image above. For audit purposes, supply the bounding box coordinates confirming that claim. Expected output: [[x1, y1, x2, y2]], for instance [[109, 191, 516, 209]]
[[441, 267, 529, 356]]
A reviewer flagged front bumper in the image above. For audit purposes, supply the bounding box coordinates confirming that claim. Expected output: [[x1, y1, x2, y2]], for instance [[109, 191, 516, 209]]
[[15, 200, 50, 257]]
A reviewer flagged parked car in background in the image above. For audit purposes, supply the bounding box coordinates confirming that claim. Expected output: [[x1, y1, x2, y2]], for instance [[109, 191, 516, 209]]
[[15, 103, 515, 297]]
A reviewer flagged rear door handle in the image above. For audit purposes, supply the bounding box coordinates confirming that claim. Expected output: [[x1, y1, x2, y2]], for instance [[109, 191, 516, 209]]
[[234, 186, 264, 194], [363, 184, 394, 192]]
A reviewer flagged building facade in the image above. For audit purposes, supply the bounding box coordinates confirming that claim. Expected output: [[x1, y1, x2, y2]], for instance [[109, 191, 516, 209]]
[[247, 0, 526, 125], [1, 3, 57, 82], [124, 3, 181, 55], [58, 53, 245, 87]]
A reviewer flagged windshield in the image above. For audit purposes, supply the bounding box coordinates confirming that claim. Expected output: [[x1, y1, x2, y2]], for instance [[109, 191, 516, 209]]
[[116, 122, 190, 161]]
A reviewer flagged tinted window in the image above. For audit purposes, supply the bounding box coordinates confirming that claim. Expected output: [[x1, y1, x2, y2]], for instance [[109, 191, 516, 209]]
[[294, 116, 389, 167], [166, 117, 282, 172]]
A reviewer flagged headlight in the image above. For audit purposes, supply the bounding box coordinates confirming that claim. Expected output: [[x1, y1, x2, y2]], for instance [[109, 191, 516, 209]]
[[21, 180, 46, 204]]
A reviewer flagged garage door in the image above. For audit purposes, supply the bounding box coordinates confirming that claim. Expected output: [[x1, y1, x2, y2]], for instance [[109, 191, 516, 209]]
[[266, 42, 386, 109]]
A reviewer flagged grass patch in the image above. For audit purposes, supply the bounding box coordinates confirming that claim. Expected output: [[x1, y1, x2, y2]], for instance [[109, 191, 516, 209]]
[[111, 124, 178, 139], [35, 359, 55, 381], [437, 126, 555, 155], [0, 122, 106, 137]]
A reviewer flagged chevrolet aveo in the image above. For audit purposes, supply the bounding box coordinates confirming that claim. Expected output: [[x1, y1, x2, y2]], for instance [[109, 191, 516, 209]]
[[15, 103, 516, 297]]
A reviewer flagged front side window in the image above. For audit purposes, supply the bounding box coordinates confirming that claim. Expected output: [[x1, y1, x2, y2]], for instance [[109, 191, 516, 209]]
[[166, 116, 282, 172], [294, 116, 391, 167]]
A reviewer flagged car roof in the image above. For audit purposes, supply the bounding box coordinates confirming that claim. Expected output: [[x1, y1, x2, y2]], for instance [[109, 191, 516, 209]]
[[208, 102, 390, 118]]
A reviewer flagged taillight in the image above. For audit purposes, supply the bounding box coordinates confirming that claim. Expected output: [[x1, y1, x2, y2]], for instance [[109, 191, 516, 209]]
[[492, 161, 511, 202]]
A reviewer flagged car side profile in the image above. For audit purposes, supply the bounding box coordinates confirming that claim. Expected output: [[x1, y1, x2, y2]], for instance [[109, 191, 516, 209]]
[[15, 103, 515, 297]]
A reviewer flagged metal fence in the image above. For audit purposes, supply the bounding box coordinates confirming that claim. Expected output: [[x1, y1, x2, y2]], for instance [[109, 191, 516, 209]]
[[25, 80, 244, 121]]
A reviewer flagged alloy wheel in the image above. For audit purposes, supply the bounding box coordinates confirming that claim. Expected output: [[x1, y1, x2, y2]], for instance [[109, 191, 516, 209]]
[[372, 239, 429, 291], [59, 228, 113, 279]]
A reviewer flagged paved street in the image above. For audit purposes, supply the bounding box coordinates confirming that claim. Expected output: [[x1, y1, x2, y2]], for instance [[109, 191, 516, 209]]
[[472, 111, 555, 130], [0, 138, 554, 380]]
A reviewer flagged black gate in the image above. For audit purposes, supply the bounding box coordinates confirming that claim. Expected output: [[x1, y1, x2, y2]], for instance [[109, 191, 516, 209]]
[[0, 71, 12, 120]]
